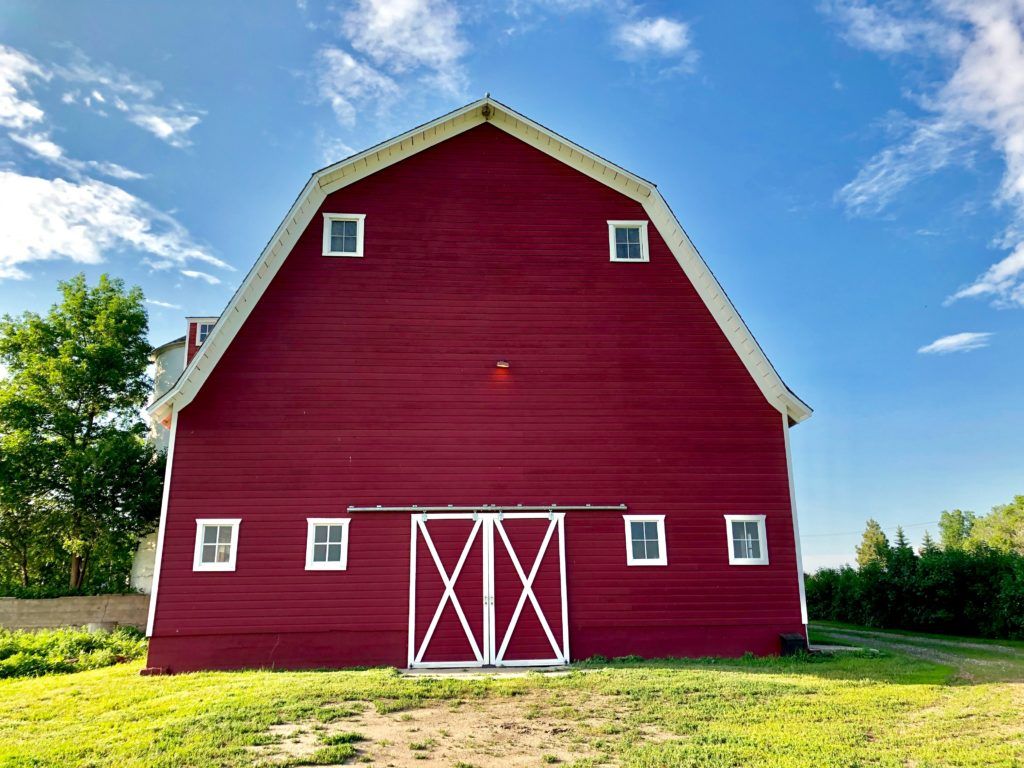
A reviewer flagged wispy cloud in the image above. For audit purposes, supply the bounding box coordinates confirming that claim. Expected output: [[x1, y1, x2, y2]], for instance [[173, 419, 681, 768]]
[[0, 45, 47, 129], [180, 269, 222, 285], [826, 0, 1024, 308], [316, 48, 399, 127], [0, 171, 227, 280], [146, 298, 182, 310], [0, 44, 224, 283], [56, 48, 204, 148], [615, 17, 697, 71], [316, 0, 467, 127], [917, 331, 993, 355]]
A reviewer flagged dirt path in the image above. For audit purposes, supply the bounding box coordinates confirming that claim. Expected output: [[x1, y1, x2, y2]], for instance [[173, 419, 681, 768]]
[[817, 627, 1024, 683]]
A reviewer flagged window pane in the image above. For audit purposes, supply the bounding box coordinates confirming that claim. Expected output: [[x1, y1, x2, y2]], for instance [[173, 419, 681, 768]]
[[343, 235, 357, 252], [313, 543, 327, 562], [201, 543, 217, 563], [630, 521, 644, 540], [314, 526, 328, 544], [733, 539, 745, 560], [627, 243, 641, 259], [203, 526, 218, 544], [731, 521, 745, 541], [645, 539, 660, 559], [331, 220, 345, 237], [616, 243, 629, 260], [217, 526, 232, 544], [215, 544, 231, 563], [343, 220, 357, 236], [746, 522, 760, 542], [327, 543, 342, 561], [328, 526, 343, 543], [615, 227, 628, 244], [749, 540, 761, 559], [330, 235, 344, 252], [632, 540, 646, 560], [644, 522, 658, 540]]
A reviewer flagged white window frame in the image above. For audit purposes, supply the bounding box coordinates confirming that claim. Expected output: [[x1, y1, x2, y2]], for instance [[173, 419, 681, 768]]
[[322, 213, 366, 257], [195, 322, 215, 346], [725, 514, 769, 565], [623, 514, 667, 566], [193, 518, 241, 572], [305, 518, 351, 571], [607, 220, 650, 263]]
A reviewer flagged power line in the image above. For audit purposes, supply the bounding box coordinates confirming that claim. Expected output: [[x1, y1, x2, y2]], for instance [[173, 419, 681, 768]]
[[801, 521, 939, 538]]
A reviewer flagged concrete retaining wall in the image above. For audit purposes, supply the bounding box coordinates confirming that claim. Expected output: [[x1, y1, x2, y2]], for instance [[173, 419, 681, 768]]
[[0, 594, 150, 631]]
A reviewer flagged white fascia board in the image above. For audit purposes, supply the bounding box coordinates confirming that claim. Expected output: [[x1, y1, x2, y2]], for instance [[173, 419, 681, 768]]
[[150, 96, 810, 425]]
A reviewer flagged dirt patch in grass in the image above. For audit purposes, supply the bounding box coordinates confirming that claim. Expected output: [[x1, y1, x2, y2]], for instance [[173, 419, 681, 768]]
[[250, 692, 658, 767]]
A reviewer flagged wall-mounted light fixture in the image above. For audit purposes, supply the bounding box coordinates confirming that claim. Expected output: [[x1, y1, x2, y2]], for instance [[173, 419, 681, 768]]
[[496, 360, 510, 369]]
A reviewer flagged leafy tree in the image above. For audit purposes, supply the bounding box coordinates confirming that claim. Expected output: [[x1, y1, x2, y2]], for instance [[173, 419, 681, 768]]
[[0, 274, 164, 590], [856, 519, 891, 568], [938, 509, 976, 550], [971, 495, 1024, 555]]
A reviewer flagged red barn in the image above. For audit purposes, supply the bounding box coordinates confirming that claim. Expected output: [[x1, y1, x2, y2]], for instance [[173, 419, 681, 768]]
[[145, 98, 811, 673]]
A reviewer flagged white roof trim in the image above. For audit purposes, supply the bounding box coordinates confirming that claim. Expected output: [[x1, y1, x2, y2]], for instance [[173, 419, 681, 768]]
[[149, 97, 810, 425]]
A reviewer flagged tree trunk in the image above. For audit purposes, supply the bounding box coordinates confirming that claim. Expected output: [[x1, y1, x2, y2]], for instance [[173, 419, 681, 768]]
[[69, 553, 83, 589], [20, 550, 29, 587]]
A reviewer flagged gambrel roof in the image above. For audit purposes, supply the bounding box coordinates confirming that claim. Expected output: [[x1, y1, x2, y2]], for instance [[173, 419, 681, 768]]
[[149, 97, 811, 425]]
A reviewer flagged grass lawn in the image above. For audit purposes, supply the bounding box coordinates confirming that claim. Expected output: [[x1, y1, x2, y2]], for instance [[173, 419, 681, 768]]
[[0, 625, 1021, 767]]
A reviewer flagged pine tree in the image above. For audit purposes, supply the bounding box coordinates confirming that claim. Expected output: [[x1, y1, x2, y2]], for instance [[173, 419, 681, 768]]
[[919, 530, 939, 555]]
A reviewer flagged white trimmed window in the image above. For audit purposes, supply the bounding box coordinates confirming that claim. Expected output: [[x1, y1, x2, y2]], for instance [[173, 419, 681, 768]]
[[322, 213, 366, 257], [623, 514, 667, 566], [196, 322, 215, 345], [305, 518, 351, 570], [193, 519, 240, 572], [725, 515, 769, 565], [608, 220, 649, 262]]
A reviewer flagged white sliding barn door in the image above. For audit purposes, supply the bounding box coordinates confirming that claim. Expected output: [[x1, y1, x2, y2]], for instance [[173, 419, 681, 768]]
[[408, 512, 568, 668]]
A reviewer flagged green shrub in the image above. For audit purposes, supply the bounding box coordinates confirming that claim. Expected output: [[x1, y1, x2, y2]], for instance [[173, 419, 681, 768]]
[[0, 626, 147, 678]]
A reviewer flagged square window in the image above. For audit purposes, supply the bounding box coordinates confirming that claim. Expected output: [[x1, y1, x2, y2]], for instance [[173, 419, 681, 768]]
[[193, 519, 240, 572], [725, 515, 768, 565], [608, 221, 649, 262], [323, 214, 365, 257], [306, 519, 350, 570], [623, 515, 667, 566], [195, 321, 216, 346]]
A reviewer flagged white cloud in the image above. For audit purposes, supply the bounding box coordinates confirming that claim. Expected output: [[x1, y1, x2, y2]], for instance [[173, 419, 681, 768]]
[[0, 171, 228, 280], [126, 109, 202, 148], [10, 130, 147, 180], [180, 269, 222, 285], [0, 45, 47, 130], [828, 0, 1024, 308], [821, 0, 964, 55], [56, 48, 203, 147], [917, 331, 993, 354], [315, 0, 467, 126], [616, 17, 692, 56], [316, 48, 400, 126], [342, 0, 468, 94], [146, 298, 182, 310]]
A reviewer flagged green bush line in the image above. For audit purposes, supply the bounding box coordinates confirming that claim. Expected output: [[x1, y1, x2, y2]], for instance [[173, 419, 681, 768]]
[[0, 626, 147, 678]]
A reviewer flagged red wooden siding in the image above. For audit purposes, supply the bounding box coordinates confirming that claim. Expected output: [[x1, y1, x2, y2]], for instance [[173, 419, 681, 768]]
[[185, 321, 201, 365], [147, 124, 802, 671]]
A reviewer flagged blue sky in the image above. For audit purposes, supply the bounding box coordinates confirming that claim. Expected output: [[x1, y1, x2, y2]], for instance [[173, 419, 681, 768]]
[[1, 1, 1022, 569]]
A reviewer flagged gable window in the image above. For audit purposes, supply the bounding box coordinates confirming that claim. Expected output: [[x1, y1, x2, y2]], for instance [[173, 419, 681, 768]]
[[608, 220, 649, 262], [305, 518, 351, 570], [725, 515, 769, 565], [322, 213, 366, 257], [623, 514, 667, 566], [193, 519, 241, 572], [196, 322, 215, 345]]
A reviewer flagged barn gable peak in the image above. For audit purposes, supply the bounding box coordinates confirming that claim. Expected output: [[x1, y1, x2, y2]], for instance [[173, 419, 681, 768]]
[[149, 96, 810, 426]]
